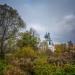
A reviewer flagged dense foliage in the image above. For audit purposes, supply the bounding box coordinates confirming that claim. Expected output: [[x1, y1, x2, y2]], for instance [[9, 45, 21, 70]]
[[0, 4, 25, 58]]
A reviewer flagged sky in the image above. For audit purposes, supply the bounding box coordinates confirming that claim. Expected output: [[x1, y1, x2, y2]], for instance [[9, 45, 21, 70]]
[[0, 0, 75, 43]]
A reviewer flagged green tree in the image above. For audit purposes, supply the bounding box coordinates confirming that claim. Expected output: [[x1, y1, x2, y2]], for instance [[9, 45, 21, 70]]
[[0, 4, 25, 58], [17, 31, 39, 49]]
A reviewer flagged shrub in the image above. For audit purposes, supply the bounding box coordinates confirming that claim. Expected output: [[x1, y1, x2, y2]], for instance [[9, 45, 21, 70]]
[[4, 65, 27, 75], [0, 60, 6, 75], [63, 64, 75, 75]]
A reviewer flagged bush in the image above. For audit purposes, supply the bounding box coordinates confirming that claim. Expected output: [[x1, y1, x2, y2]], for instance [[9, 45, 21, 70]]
[[4, 65, 27, 75], [33, 63, 75, 75], [0, 60, 6, 75], [63, 64, 75, 75], [5, 47, 37, 75], [14, 47, 37, 59], [33, 64, 57, 75]]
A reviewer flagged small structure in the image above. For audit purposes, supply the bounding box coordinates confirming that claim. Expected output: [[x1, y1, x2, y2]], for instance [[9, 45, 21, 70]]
[[44, 32, 56, 52]]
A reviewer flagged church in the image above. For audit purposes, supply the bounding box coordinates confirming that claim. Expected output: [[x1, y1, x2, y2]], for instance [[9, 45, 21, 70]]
[[38, 33, 56, 52]]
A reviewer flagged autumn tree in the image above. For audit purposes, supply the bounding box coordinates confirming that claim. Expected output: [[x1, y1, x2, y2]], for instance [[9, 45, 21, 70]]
[[0, 4, 25, 59]]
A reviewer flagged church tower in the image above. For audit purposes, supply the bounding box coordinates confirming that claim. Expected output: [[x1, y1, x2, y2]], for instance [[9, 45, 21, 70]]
[[44, 32, 55, 52]]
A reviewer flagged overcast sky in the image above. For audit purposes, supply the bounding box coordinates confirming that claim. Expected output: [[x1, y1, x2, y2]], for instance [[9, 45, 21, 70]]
[[0, 0, 75, 43]]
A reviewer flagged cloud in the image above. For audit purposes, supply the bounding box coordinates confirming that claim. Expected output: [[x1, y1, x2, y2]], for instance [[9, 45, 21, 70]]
[[60, 14, 75, 33], [27, 23, 46, 32], [55, 14, 75, 43], [64, 15, 75, 20]]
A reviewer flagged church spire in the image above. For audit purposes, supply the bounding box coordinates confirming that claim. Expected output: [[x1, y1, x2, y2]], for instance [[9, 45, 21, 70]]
[[44, 32, 52, 45]]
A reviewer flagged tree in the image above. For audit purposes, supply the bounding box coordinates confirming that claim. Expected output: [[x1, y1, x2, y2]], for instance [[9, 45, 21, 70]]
[[0, 4, 25, 59], [17, 30, 39, 49]]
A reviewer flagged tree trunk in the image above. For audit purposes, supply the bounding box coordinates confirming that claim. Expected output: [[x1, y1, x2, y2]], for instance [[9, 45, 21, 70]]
[[0, 41, 5, 59], [0, 27, 6, 59]]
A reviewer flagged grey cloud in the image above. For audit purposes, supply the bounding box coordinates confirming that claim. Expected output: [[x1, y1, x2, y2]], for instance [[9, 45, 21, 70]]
[[54, 15, 75, 43]]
